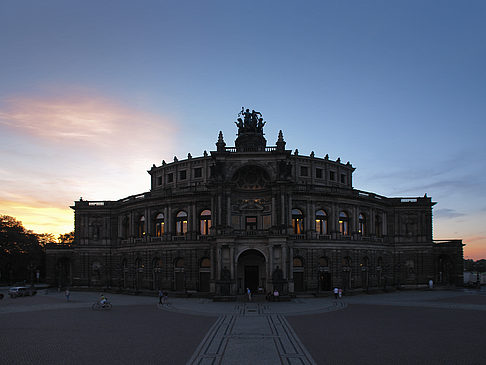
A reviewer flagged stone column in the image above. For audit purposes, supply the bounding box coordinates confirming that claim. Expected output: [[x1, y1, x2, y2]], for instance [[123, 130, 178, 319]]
[[230, 246, 235, 279], [227, 196, 231, 227], [118, 216, 122, 238], [282, 244, 287, 279], [130, 211, 135, 237], [145, 208, 150, 236], [288, 194, 293, 234], [330, 203, 337, 238], [192, 204, 197, 232], [281, 193, 285, 226], [272, 196, 276, 227], [305, 201, 311, 231], [218, 195, 222, 226], [370, 208, 375, 235], [166, 205, 171, 235], [383, 212, 387, 236]]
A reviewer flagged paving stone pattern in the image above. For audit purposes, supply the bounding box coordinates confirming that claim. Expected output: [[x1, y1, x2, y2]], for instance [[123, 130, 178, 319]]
[[187, 303, 330, 365]]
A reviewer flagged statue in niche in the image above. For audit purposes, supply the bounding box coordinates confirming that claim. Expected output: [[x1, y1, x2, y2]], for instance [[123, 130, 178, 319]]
[[272, 266, 284, 293], [221, 266, 231, 296], [272, 266, 283, 282], [221, 266, 231, 281]]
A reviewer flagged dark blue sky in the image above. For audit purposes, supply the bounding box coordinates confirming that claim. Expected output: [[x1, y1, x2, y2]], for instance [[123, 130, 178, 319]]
[[0, 0, 485, 257]]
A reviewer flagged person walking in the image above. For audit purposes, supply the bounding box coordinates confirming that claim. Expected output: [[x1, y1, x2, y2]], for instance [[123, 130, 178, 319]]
[[247, 287, 252, 301], [158, 290, 163, 305], [338, 288, 343, 299], [333, 287, 339, 299], [65, 289, 70, 302]]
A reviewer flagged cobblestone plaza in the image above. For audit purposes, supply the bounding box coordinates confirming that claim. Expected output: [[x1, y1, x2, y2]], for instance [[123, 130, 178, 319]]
[[1, 288, 485, 364]]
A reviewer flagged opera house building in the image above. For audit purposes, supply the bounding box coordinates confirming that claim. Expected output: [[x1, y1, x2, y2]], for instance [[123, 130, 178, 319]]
[[46, 109, 463, 296]]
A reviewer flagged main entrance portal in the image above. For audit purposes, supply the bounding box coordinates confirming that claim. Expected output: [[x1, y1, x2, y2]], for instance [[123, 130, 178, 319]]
[[244, 265, 259, 291], [237, 249, 266, 294]]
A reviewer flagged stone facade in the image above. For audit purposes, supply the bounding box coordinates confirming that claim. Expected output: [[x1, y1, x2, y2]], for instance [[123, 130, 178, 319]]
[[46, 109, 463, 294]]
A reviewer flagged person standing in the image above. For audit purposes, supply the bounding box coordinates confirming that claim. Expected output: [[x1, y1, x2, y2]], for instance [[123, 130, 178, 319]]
[[247, 287, 252, 301], [338, 288, 343, 299], [65, 289, 70, 302], [333, 287, 339, 299], [158, 290, 163, 305]]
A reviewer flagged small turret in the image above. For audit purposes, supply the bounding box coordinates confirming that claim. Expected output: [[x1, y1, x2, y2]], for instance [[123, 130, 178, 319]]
[[216, 131, 226, 152], [276, 130, 286, 151]]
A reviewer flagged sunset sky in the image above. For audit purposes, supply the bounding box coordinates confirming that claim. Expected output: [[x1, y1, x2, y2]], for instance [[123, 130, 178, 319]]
[[1, 1, 485, 259]]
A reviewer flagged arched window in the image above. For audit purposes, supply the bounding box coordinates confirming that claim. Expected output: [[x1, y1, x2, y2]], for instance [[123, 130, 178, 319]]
[[293, 257, 303, 267], [292, 209, 304, 234], [358, 213, 366, 235], [155, 213, 164, 237], [377, 257, 383, 268], [200, 258, 211, 268], [342, 256, 351, 267], [339, 211, 349, 235], [199, 209, 212, 235], [361, 256, 369, 268], [315, 210, 328, 234], [375, 215, 382, 237], [137, 216, 146, 237], [319, 256, 328, 267], [175, 258, 184, 268], [176, 211, 188, 235]]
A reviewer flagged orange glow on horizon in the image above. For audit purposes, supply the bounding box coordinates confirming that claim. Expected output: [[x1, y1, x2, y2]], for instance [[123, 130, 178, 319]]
[[0, 199, 73, 238]]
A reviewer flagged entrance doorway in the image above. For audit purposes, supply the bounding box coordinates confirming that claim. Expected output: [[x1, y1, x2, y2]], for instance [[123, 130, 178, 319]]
[[319, 271, 332, 291], [244, 265, 259, 291], [237, 249, 266, 294]]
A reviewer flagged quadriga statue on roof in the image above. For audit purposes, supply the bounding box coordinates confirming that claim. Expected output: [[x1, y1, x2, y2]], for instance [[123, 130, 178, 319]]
[[235, 107, 266, 134]]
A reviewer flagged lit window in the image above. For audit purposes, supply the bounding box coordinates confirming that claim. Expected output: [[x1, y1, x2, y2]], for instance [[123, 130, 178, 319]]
[[155, 213, 164, 236], [138, 216, 146, 237], [292, 209, 304, 234], [200, 258, 211, 268], [315, 210, 328, 234], [176, 211, 188, 235], [339, 211, 349, 235], [199, 209, 212, 235], [175, 258, 184, 268], [245, 216, 257, 230], [293, 257, 303, 267], [358, 213, 366, 235]]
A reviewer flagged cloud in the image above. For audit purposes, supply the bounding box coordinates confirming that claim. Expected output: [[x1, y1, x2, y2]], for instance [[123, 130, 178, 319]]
[[0, 93, 178, 160], [0, 90, 180, 236], [434, 208, 465, 219]]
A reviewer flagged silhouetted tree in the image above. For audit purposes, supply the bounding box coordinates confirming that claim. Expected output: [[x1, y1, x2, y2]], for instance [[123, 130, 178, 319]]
[[58, 231, 75, 244], [0, 215, 45, 284]]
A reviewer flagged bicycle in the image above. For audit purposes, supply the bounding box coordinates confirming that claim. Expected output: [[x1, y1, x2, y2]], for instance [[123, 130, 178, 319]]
[[91, 301, 112, 310]]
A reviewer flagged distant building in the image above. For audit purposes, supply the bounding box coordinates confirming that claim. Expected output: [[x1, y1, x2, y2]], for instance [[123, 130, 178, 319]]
[[46, 108, 463, 295]]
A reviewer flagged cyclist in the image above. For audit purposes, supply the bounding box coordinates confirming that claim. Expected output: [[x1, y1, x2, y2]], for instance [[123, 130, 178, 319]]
[[100, 293, 108, 308]]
